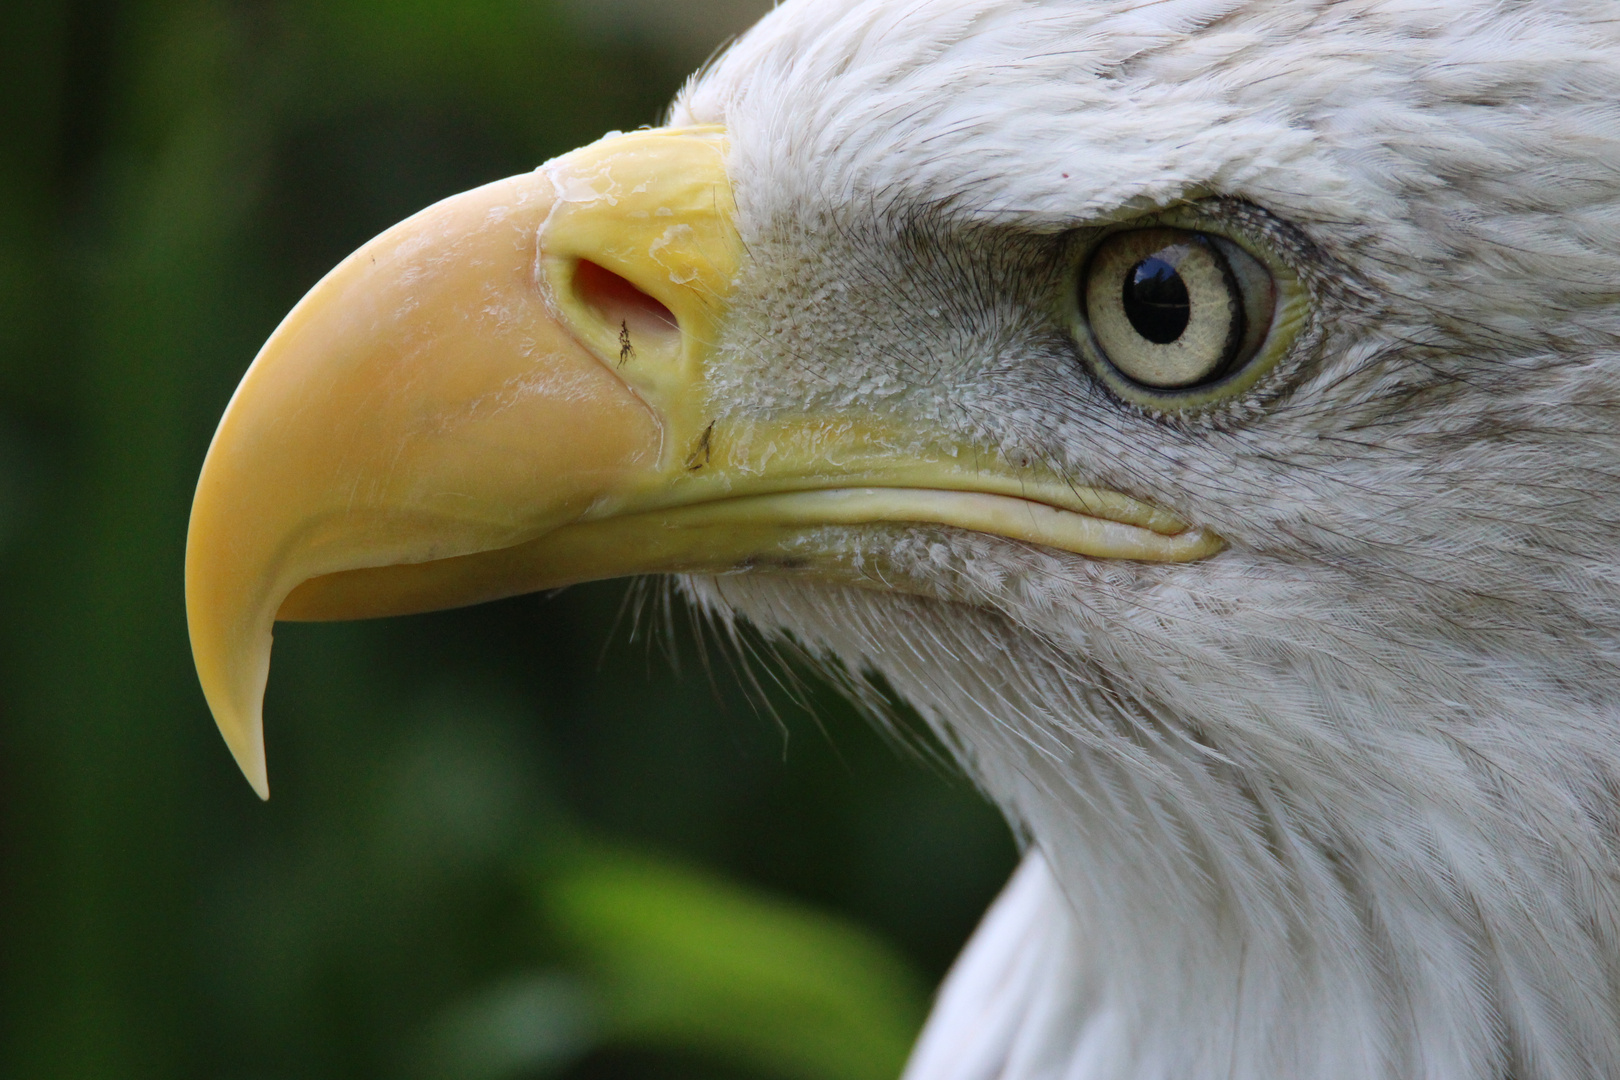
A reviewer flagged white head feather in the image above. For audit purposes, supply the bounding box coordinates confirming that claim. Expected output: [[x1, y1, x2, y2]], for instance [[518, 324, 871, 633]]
[[660, 2, 1620, 1078]]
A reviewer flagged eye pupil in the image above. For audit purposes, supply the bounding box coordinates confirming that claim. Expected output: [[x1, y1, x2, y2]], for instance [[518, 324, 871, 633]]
[[1122, 256, 1190, 344]]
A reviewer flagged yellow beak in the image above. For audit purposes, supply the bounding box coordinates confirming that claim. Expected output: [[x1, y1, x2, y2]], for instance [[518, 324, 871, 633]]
[[187, 126, 1221, 798]]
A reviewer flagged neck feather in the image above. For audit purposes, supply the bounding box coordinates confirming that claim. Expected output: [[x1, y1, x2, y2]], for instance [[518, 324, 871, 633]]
[[688, 573, 1620, 1080]]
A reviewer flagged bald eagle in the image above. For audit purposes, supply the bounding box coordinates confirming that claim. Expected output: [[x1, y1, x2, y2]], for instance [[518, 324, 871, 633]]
[[184, 1, 1620, 1078]]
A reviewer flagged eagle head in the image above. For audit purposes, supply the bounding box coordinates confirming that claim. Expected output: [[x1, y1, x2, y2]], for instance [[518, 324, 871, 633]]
[[185, 2, 1620, 1078]]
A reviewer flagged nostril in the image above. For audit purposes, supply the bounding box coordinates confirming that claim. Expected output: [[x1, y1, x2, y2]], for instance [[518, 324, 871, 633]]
[[571, 260, 678, 349]]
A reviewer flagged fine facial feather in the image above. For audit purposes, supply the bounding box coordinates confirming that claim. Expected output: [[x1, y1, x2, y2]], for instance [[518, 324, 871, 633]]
[[666, 2, 1620, 1078]]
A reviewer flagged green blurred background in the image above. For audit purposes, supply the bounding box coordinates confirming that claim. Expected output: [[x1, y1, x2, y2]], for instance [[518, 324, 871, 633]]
[[0, 2, 1018, 1078]]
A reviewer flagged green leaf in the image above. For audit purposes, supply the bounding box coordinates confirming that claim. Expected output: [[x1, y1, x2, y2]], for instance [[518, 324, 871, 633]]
[[533, 847, 929, 1080]]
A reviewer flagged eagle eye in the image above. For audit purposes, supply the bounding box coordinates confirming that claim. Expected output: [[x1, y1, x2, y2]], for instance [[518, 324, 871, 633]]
[[1083, 228, 1273, 389], [1073, 220, 1303, 411]]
